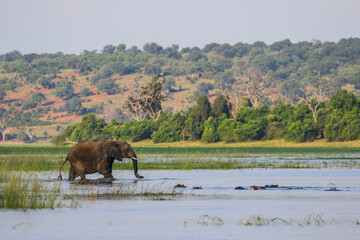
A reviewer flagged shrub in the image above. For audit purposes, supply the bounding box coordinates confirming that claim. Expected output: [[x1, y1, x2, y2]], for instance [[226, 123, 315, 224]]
[[264, 121, 286, 140], [217, 119, 237, 143], [152, 112, 186, 143], [286, 119, 318, 142], [201, 118, 219, 143]]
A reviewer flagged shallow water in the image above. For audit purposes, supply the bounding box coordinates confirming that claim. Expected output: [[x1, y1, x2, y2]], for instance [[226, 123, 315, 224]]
[[2, 169, 360, 240]]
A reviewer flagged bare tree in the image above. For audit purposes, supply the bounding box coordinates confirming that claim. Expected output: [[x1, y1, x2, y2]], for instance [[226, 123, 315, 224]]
[[220, 67, 278, 121], [0, 118, 7, 142], [298, 84, 329, 123], [297, 71, 332, 123], [126, 76, 165, 121], [126, 91, 147, 121], [241, 68, 278, 108], [220, 85, 243, 121], [24, 126, 34, 141]]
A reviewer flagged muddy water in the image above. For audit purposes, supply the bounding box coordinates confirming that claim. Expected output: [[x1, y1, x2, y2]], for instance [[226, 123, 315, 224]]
[[2, 169, 360, 240]]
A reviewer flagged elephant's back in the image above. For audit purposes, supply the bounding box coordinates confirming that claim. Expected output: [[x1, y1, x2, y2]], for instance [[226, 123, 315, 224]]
[[69, 141, 101, 160]]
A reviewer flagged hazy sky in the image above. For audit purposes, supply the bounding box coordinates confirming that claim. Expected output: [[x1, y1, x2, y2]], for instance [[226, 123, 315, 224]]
[[1, 0, 359, 54]]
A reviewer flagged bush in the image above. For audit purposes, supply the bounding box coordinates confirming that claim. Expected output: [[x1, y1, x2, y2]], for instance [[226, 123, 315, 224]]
[[69, 114, 107, 142], [152, 112, 186, 143], [65, 97, 85, 115], [52, 124, 77, 146], [184, 113, 204, 140], [96, 78, 118, 95], [110, 121, 155, 142], [264, 121, 286, 140], [235, 119, 268, 142], [201, 118, 219, 143], [80, 87, 93, 97], [217, 119, 237, 143], [286, 119, 318, 142]]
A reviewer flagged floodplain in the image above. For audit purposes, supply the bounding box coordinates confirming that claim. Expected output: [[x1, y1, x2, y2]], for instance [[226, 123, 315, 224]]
[[1, 146, 360, 240]]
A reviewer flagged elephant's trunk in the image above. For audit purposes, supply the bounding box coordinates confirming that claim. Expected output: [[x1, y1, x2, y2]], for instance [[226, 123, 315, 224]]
[[132, 157, 144, 179]]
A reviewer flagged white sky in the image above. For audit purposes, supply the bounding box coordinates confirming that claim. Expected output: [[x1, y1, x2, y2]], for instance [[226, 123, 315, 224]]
[[1, 0, 359, 54]]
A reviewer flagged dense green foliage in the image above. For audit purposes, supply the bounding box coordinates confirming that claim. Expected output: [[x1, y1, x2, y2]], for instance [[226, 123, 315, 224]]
[[2, 38, 360, 143], [2, 38, 360, 104], [52, 91, 360, 144]]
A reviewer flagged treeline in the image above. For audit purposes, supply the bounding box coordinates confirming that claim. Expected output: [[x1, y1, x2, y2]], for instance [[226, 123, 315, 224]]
[[1, 38, 360, 104], [53, 90, 360, 145]]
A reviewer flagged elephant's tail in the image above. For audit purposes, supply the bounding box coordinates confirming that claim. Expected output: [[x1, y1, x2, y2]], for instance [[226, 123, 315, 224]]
[[58, 157, 69, 181]]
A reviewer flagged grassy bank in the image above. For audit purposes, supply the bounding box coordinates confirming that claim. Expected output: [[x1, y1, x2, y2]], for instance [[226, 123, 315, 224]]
[[0, 140, 359, 172], [2, 139, 360, 154]]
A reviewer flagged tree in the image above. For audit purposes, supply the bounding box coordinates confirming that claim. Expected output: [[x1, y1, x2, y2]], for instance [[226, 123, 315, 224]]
[[298, 73, 330, 123], [297, 85, 327, 123], [194, 82, 214, 97], [55, 79, 75, 100], [0, 89, 6, 101], [126, 76, 165, 121], [143, 42, 163, 54], [240, 67, 278, 108], [80, 87, 93, 97], [38, 76, 55, 89], [212, 94, 230, 118], [201, 118, 219, 143], [116, 44, 126, 52], [22, 92, 46, 110], [220, 84, 244, 121], [163, 77, 176, 94], [102, 44, 116, 55], [96, 78, 119, 95], [215, 72, 236, 90], [189, 95, 212, 121], [0, 108, 8, 142], [65, 97, 84, 115], [69, 113, 106, 142]]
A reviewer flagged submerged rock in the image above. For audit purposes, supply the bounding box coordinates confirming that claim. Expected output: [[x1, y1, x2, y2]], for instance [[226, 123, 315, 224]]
[[174, 184, 186, 188], [235, 186, 245, 190]]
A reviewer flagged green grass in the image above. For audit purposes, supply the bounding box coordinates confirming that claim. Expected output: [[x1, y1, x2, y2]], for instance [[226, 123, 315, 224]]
[[0, 171, 179, 211], [1, 145, 360, 155], [0, 145, 359, 172], [0, 172, 60, 211]]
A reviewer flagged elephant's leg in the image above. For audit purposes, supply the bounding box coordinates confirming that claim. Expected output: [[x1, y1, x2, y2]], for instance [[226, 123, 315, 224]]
[[75, 170, 86, 181], [68, 166, 76, 181], [80, 172, 86, 181], [101, 171, 114, 180]]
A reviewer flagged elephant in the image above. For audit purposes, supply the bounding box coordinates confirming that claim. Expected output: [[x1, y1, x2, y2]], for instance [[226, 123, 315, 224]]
[[58, 140, 144, 181]]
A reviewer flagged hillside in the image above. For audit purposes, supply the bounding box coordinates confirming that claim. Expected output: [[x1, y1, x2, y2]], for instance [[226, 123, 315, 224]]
[[1, 38, 360, 143]]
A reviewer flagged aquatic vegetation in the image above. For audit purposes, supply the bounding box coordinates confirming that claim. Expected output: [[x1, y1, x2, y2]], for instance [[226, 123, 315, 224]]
[[237, 214, 328, 227], [197, 214, 224, 226], [0, 172, 61, 211]]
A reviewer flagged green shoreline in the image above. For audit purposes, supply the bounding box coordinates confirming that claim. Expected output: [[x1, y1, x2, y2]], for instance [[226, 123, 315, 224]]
[[1, 143, 360, 154]]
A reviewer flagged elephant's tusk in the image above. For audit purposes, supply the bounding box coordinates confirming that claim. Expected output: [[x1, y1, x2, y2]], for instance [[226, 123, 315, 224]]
[[132, 157, 137, 161]]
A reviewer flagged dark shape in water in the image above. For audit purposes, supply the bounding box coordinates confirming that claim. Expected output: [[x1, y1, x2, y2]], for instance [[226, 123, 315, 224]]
[[174, 184, 186, 188], [70, 179, 113, 185], [235, 186, 245, 190], [193, 186, 203, 189], [325, 187, 341, 191], [265, 184, 279, 188]]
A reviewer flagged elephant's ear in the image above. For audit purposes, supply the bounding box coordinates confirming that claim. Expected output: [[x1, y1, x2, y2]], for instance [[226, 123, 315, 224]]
[[100, 140, 122, 160]]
